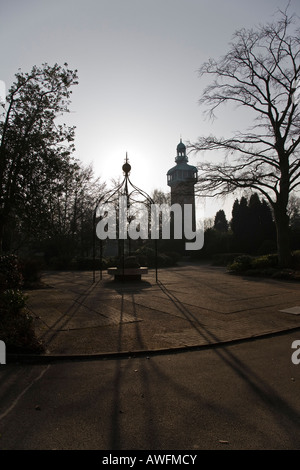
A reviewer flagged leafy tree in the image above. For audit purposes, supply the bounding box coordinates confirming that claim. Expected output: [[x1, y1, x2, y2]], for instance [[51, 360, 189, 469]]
[[0, 63, 78, 253], [190, 8, 300, 267]]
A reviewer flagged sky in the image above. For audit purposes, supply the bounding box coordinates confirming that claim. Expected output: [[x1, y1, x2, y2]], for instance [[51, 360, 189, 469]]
[[1, 0, 300, 220]]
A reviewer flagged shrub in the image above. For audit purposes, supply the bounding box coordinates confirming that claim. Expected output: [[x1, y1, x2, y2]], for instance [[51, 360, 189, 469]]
[[227, 251, 300, 281], [135, 247, 156, 267], [20, 258, 42, 286], [0, 254, 23, 291], [228, 255, 253, 273], [0, 308, 43, 352], [0, 287, 44, 352], [271, 269, 295, 280], [134, 247, 179, 268], [1, 289, 28, 314], [0, 255, 43, 352], [212, 253, 245, 266], [117, 256, 140, 268], [251, 254, 278, 269]]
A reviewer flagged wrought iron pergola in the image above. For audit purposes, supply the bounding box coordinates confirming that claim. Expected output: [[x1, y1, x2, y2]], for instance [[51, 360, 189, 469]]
[[92, 154, 158, 283]]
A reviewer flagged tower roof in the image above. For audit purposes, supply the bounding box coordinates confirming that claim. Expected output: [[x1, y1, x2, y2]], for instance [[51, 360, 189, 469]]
[[175, 138, 188, 164], [167, 161, 197, 175], [177, 138, 186, 152], [167, 139, 198, 187]]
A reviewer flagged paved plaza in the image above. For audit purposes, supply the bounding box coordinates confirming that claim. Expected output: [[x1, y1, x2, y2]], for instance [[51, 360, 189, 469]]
[[18, 262, 300, 359], [2, 262, 300, 450]]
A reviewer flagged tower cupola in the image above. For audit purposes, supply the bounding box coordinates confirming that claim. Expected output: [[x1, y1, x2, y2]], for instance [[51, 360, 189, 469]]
[[167, 138, 198, 187], [176, 139, 188, 163]]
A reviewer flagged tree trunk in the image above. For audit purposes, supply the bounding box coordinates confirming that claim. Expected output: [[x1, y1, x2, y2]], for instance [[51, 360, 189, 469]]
[[273, 206, 292, 268]]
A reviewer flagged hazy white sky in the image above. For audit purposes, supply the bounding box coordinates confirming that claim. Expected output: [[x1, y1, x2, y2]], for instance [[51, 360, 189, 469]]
[[1, 0, 299, 219]]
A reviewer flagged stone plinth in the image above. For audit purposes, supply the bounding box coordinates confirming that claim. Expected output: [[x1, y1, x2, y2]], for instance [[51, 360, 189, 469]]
[[107, 266, 148, 281]]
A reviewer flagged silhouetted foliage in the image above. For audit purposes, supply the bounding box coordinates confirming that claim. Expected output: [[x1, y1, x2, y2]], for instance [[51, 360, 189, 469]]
[[0, 64, 106, 264], [191, 8, 300, 267], [230, 193, 276, 253], [0, 63, 78, 253], [213, 209, 228, 232]]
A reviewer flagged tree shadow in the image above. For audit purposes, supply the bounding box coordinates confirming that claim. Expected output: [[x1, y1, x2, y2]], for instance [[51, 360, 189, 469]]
[[109, 288, 161, 449], [108, 277, 300, 448], [153, 281, 300, 446]]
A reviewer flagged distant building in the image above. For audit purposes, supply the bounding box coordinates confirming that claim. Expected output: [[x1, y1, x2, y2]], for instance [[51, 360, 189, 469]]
[[167, 139, 198, 249]]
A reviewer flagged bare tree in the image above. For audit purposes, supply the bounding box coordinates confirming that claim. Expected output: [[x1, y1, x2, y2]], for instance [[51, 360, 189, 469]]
[[189, 7, 300, 267]]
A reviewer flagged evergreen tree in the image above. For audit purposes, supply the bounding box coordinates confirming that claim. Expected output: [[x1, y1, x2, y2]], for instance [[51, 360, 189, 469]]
[[231, 193, 276, 253], [213, 209, 228, 232], [231, 196, 250, 251], [248, 193, 262, 250]]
